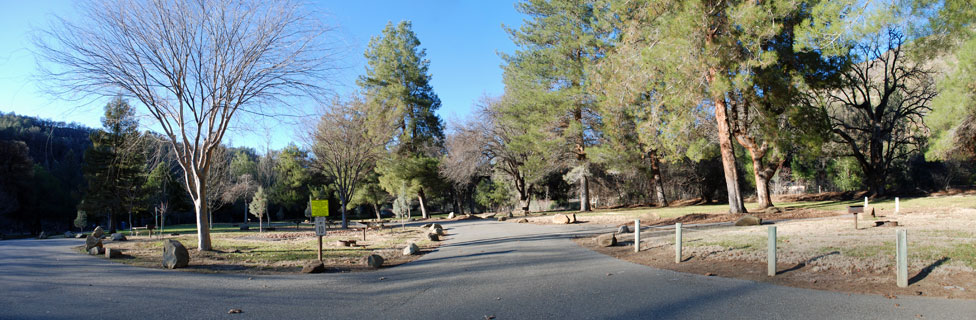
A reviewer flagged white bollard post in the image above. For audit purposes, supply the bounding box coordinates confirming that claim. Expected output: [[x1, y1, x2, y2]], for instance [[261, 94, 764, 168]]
[[634, 219, 640, 253], [895, 197, 900, 214], [864, 196, 869, 207], [675, 223, 682, 263], [897, 229, 908, 288], [768, 226, 777, 276]]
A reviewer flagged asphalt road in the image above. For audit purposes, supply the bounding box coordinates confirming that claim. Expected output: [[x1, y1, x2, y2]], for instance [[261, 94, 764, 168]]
[[1, 220, 974, 319]]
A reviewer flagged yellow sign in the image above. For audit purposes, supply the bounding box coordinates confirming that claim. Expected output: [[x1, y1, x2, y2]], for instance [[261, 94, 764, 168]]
[[311, 199, 330, 217]]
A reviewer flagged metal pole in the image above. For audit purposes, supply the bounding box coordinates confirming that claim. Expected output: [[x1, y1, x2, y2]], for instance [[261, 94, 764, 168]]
[[634, 219, 640, 253], [768, 226, 777, 276], [897, 229, 908, 288], [675, 223, 682, 263]]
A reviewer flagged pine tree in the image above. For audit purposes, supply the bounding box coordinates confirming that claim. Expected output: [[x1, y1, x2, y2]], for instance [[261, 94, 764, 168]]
[[358, 21, 445, 219], [81, 97, 146, 232]]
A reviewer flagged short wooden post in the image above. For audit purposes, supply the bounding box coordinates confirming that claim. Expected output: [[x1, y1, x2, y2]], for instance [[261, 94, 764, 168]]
[[675, 223, 682, 263], [317, 235, 323, 261], [895, 197, 900, 214], [768, 226, 777, 276], [864, 196, 869, 207], [634, 219, 640, 253], [897, 229, 908, 288]]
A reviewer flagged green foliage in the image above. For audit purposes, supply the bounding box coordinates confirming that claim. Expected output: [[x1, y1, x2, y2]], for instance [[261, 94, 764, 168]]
[[73, 210, 87, 230], [376, 155, 443, 199], [270, 145, 310, 215], [358, 20, 444, 154], [927, 35, 976, 159], [474, 179, 512, 211], [249, 186, 267, 219]]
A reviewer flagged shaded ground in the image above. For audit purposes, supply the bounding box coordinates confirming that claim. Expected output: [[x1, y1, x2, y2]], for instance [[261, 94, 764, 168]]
[[90, 226, 439, 274], [577, 205, 976, 300]]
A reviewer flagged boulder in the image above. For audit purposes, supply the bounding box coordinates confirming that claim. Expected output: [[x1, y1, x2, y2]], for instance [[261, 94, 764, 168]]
[[105, 248, 122, 259], [552, 214, 571, 224], [110, 233, 127, 241], [402, 243, 419, 255], [568, 214, 577, 223], [734, 215, 763, 226], [430, 227, 445, 236], [596, 233, 617, 247], [506, 212, 514, 218], [427, 233, 440, 241], [92, 226, 105, 239], [617, 225, 630, 234], [515, 218, 529, 223], [362, 254, 384, 268], [301, 261, 326, 274], [447, 212, 456, 219], [430, 223, 443, 230], [497, 216, 508, 222], [75, 233, 86, 239], [764, 207, 783, 214], [240, 225, 250, 231], [38, 231, 48, 239], [88, 247, 105, 255], [64, 231, 75, 238], [162, 239, 190, 269], [84, 235, 103, 252]]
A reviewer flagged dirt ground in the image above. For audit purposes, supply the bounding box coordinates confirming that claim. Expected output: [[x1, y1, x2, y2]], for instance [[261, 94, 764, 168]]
[[88, 225, 442, 274], [576, 207, 976, 299]]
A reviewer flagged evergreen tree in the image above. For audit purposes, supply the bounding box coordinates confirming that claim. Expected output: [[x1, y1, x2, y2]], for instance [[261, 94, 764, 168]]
[[358, 21, 445, 218], [503, 0, 615, 212], [81, 97, 146, 233]]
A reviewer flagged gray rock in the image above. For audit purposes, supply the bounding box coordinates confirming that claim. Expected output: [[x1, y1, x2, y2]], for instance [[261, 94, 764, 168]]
[[734, 215, 762, 226], [497, 216, 508, 222], [430, 227, 445, 236], [402, 243, 419, 255], [84, 235, 103, 252], [89, 247, 105, 255], [617, 225, 630, 234], [301, 261, 326, 274], [162, 239, 190, 269], [764, 207, 783, 214], [596, 233, 617, 247], [421, 223, 433, 228], [110, 233, 127, 241], [430, 223, 443, 230], [75, 233, 86, 239], [362, 254, 384, 268], [447, 212, 456, 219], [38, 231, 48, 239], [427, 233, 439, 241], [506, 212, 514, 218], [552, 214, 570, 224], [515, 218, 529, 223], [64, 231, 75, 238], [92, 226, 105, 239], [105, 248, 122, 259]]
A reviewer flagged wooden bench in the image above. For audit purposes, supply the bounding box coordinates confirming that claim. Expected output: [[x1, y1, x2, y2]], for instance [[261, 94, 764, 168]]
[[131, 225, 155, 238]]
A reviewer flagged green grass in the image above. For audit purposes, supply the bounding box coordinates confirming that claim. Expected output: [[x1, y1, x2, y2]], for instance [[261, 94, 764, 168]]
[[820, 243, 892, 258]]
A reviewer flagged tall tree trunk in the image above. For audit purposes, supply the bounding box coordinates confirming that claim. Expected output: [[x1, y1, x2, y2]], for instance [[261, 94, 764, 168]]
[[519, 184, 532, 213], [373, 203, 382, 221], [340, 197, 349, 229], [193, 196, 212, 250], [753, 155, 773, 210], [649, 151, 668, 207], [713, 98, 747, 214], [108, 211, 116, 234], [580, 175, 591, 211], [417, 188, 429, 219]]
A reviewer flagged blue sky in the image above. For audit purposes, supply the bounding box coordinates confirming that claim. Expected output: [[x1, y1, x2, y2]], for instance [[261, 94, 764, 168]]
[[0, 0, 523, 150]]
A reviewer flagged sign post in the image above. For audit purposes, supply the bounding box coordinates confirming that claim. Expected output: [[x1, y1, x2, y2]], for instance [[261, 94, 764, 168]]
[[311, 200, 330, 262]]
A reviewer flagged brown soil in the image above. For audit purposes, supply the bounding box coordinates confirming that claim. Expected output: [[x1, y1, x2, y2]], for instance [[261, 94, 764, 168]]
[[576, 208, 976, 300], [642, 208, 845, 227]]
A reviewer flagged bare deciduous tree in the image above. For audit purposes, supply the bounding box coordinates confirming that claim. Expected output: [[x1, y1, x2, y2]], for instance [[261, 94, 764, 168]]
[[818, 28, 936, 196], [310, 96, 391, 229], [35, 0, 338, 250]]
